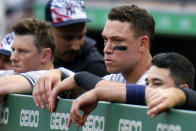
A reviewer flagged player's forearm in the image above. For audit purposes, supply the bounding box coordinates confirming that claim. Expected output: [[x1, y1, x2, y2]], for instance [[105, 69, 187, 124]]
[[0, 75, 32, 95], [168, 87, 186, 107], [95, 82, 146, 104], [95, 80, 125, 88], [93, 86, 126, 103]]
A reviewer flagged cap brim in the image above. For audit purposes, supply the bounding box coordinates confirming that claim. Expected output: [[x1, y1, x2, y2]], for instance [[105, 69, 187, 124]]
[[0, 49, 11, 56], [52, 18, 91, 27]]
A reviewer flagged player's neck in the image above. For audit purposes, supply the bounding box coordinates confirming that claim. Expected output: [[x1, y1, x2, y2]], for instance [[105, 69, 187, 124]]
[[123, 53, 152, 83]]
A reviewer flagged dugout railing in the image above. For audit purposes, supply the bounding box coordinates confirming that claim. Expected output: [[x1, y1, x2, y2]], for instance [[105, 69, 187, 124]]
[[0, 94, 196, 131]]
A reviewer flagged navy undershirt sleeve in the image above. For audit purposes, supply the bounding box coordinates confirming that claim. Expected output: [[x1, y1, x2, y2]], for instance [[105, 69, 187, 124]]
[[126, 84, 146, 105], [179, 88, 196, 110], [74, 71, 103, 91]]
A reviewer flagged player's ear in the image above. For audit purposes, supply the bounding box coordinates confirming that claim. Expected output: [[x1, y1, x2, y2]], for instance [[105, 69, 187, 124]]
[[40, 48, 52, 63], [138, 35, 149, 52]]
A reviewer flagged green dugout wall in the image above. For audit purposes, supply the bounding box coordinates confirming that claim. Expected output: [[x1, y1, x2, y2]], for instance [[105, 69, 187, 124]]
[[0, 94, 196, 131]]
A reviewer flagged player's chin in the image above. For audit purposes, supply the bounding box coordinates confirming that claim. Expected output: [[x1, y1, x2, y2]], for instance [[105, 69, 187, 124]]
[[13, 67, 24, 73], [106, 67, 119, 74]]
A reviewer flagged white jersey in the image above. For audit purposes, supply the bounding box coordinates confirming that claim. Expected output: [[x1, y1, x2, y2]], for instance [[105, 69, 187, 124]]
[[103, 73, 126, 83], [20, 70, 48, 87], [0, 70, 14, 77], [103, 71, 149, 86], [0, 67, 74, 88], [20, 67, 74, 87], [136, 71, 149, 86]]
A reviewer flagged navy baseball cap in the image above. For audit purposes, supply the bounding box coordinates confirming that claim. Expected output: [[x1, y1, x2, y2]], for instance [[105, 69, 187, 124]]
[[45, 0, 91, 27], [0, 32, 14, 57]]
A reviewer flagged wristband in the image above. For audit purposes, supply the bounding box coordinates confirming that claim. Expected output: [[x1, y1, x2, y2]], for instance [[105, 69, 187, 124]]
[[126, 84, 146, 105]]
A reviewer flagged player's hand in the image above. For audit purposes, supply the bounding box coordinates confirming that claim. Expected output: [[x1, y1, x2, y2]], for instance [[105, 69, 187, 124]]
[[48, 75, 79, 112], [146, 87, 186, 117], [67, 89, 98, 128], [33, 69, 62, 110]]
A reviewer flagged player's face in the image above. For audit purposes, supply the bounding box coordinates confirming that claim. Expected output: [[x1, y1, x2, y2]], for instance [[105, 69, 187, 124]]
[[0, 54, 12, 70], [102, 20, 141, 74], [11, 34, 42, 73], [145, 66, 175, 88], [54, 23, 86, 62]]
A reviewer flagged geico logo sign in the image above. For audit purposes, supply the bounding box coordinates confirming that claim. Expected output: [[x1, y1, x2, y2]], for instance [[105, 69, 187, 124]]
[[156, 123, 181, 131], [83, 115, 105, 131], [0, 107, 9, 124], [50, 112, 69, 130], [20, 109, 39, 128], [118, 119, 142, 131]]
